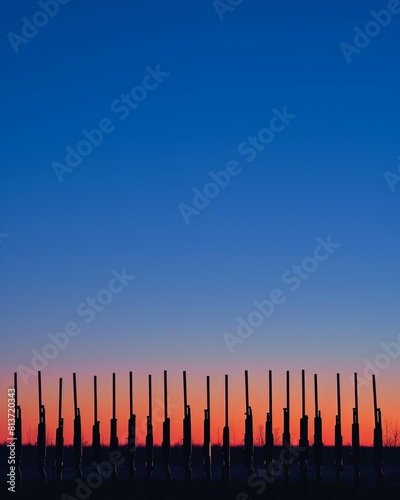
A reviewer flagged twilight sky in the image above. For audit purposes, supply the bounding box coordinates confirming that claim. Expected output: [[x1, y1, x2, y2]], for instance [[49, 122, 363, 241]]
[[1, 0, 400, 445]]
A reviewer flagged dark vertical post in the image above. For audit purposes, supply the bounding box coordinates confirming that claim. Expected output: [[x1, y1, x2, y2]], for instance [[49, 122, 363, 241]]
[[145, 374, 153, 482], [313, 374, 324, 486], [37, 371, 47, 487], [203, 375, 211, 482], [55, 377, 64, 484], [14, 372, 22, 487], [94, 376, 98, 423], [109, 373, 119, 484], [298, 369, 309, 490], [282, 370, 291, 489], [162, 370, 171, 485], [372, 374, 384, 487], [334, 373, 343, 486], [222, 374, 230, 484], [351, 373, 360, 487], [244, 370, 254, 480], [127, 371, 136, 486], [92, 376, 101, 473], [73, 373, 82, 480], [182, 370, 192, 485], [183, 371, 187, 409], [264, 370, 274, 476]]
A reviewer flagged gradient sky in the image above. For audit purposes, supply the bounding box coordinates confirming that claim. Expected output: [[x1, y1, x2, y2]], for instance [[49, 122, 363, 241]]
[[1, 0, 400, 447]]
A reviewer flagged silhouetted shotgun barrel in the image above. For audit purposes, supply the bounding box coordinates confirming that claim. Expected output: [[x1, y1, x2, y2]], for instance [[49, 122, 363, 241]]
[[110, 373, 119, 484], [55, 377, 64, 484], [145, 374, 153, 482], [37, 371, 46, 487], [92, 376, 101, 473], [282, 370, 290, 489], [372, 374, 384, 487], [14, 372, 22, 487], [127, 371, 136, 486], [334, 373, 343, 486], [222, 374, 230, 484], [244, 370, 254, 480], [162, 370, 171, 485], [73, 373, 82, 480], [351, 372, 360, 487], [313, 373, 324, 486], [264, 370, 274, 474], [183, 370, 192, 485], [298, 369, 309, 489], [203, 375, 211, 483]]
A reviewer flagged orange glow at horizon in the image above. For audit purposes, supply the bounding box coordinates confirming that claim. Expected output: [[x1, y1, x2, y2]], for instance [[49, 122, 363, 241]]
[[1, 368, 398, 449]]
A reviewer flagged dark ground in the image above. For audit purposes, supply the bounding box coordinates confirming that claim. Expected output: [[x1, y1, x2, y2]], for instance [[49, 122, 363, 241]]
[[1, 445, 399, 499]]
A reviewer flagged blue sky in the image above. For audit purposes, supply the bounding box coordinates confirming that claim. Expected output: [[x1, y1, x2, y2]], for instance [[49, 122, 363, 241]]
[[1, 0, 400, 382]]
